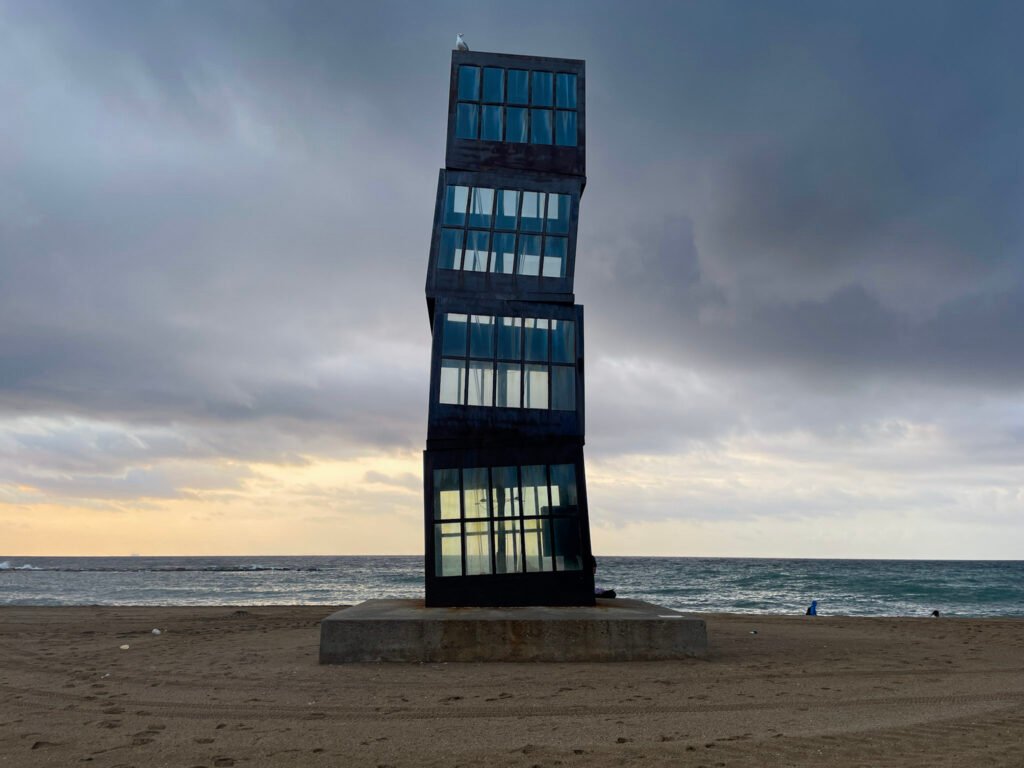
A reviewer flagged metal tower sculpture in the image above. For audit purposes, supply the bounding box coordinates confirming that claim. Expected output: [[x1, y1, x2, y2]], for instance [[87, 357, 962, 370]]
[[423, 49, 593, 606]]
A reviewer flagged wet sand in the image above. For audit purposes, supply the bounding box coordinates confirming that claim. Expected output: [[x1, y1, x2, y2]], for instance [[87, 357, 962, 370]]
[[1, 606, 1022, 767]]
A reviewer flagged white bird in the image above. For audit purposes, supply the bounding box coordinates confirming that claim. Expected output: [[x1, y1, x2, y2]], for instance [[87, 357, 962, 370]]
[[456, 33, 469, 51]]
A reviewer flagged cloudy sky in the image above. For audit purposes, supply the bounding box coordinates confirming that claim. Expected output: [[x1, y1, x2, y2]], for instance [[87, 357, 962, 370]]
[[2, 1, 1022, 557]]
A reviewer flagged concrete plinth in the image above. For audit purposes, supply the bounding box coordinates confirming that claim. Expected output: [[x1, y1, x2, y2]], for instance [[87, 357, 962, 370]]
[[319, 598, 707, 663]]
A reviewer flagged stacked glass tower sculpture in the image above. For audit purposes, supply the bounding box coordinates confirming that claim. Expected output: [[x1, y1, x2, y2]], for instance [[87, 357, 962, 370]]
[[423, 49, 594, 606]]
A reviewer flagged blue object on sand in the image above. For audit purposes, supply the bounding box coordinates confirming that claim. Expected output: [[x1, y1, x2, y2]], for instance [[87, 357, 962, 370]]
[[806, 600, 818, 616]]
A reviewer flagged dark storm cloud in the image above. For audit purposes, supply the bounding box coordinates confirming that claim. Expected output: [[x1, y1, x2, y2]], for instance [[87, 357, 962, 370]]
[[1, 0, 1023, 501]]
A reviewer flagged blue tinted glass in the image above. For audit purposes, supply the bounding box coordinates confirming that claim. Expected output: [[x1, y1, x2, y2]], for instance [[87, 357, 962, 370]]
[[456, 103, 478, 139], [464, 230, 489, 271], [490, 232, 516, 274], [458, 66, 480, 100], [520, 191, 545, 232], [531, 109, 552, 144], [517, 235, 541, 276], [546, 193, 570, 234], [542, 236, 567, 278], [524, 318, 549, 360], [551, 366, 575, 412], [438, 229, 463, 270], [470, 315, 495, 357], [495, 190, 519, 230], [442, 313, 468, 356], [531, 71, 553, 106], [506, 107, 528, 143], [483, 67, 504, 102], [443, 185, 468, 226], [507, 69, 529, 104], [552, 518, 582, 570], [555, 73, 577, 108], [497, 317, 521, 358], [555, 110, 577, 147], [468, 187, 494, 228], [480, 105, 503, 141], [551, 320, 575, 363]]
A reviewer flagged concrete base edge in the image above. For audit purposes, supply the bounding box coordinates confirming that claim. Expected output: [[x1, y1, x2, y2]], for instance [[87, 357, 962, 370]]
[[319, 598, 708, 663]]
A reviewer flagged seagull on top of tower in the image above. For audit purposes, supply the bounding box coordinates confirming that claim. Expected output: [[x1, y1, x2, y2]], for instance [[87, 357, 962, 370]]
[[456, 33, 469, 51]]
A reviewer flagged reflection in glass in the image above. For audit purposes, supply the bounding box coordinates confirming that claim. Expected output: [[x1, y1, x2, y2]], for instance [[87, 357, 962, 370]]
[[462, 468, 490, 519], [494, 519, 522, 574], [549, 464, 578, 509], [439, 359, 465, 405], [520, 191, 545, 232], [464, 521, 492, 575], [531, 109, 553, 144], [521, 466, 548, 515], [542, 236, 567, 278], [444, 185, 469, 226], [555, 110, 577, 147], [524, 517, 553, 572], [531, 71, 553, 106], [463, 230, 489, 271], [524, 364, 548, 409], [490, 466, 519, 517], [553, 518, 582, 571], [496, 363, 521, 408], [482, 67, 504, 102], [546, 193, 571, 234], [556, 73, 577, 108], [467, 360, 494, 406], [490, 232, 516, 274], [506, 107, 528, 143], [495, 190, 519, 230], [497, 316, 522, 359], [458, 66, 481, 101], [438, 228, 463, 271], [516, 234, 542, 276], [456, 103, 479, 139], [468, 187, 494, 228], [551, 319, 575, 363], [469, 315, 495, 357], [507, 69, 529, 104], [433, 468, 461, 520], [524, 318, 549, 361], [481, 105, 503, 141], [441, 313, 467, 356], [551, 365, 575, 411], [435, 523, 462, 576]]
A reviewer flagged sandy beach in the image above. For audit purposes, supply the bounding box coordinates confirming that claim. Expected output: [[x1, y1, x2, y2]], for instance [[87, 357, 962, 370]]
[[1, 606, 1022, 767]]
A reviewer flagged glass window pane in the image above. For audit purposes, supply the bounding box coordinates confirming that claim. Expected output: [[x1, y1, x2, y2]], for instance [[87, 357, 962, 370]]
[[556, 73, 577, 108], [516, 234, 541, 276], [546, 193, 570, 234], [524, 364, 548, 409], [531, 109, 552, 144], [551, 365, 575, 411], [464, 521, 492, 575], [506, 107, 528, 143], [550, 319, 575, 363], [464, 230, 489, 271], [497, 316, 522, 359], [468, 187, 494, 228], [542, 236, 567, 278], [456, 103, 479, 139], [520, 191, 544, 232], [521, 465, 548, 516], [483, 67, 504, 102], [495, 362, 521, 408], [481, 105, 503, 141], [458, 66, 480, 101], [438, 229, 464, 271], [439, 359, 465, 405], [495, 190, 519, 230], [524, 317, 549, 361], [462, 467, 490, 519], [494, 519, 522, 574], [469, 315, 495, 357], [491, 466, 520, 517], [549, 464, 578, 510], [441, 313, 468, 356], [555, 110, 577, 147], [553, 518, 583, 571], [507, 69, 529, 104], [524, 517, 553, 572], [443, 185, 469, 226], [490, 232, 516, 274], [433, 468, 461, 520], [435, 523, 462, 576], [467, 360, 494, 406], [531, 71, 553, 106]]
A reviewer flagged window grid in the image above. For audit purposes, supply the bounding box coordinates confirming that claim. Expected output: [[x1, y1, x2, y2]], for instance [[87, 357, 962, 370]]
[[456, 66, 578, 147], [439, 183, 570, 279], [439, 312, 576, 411], [433, 464, 583, 578]]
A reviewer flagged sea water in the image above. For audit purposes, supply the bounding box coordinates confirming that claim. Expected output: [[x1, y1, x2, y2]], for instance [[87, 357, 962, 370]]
[[1, 556, 1022, 617]]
